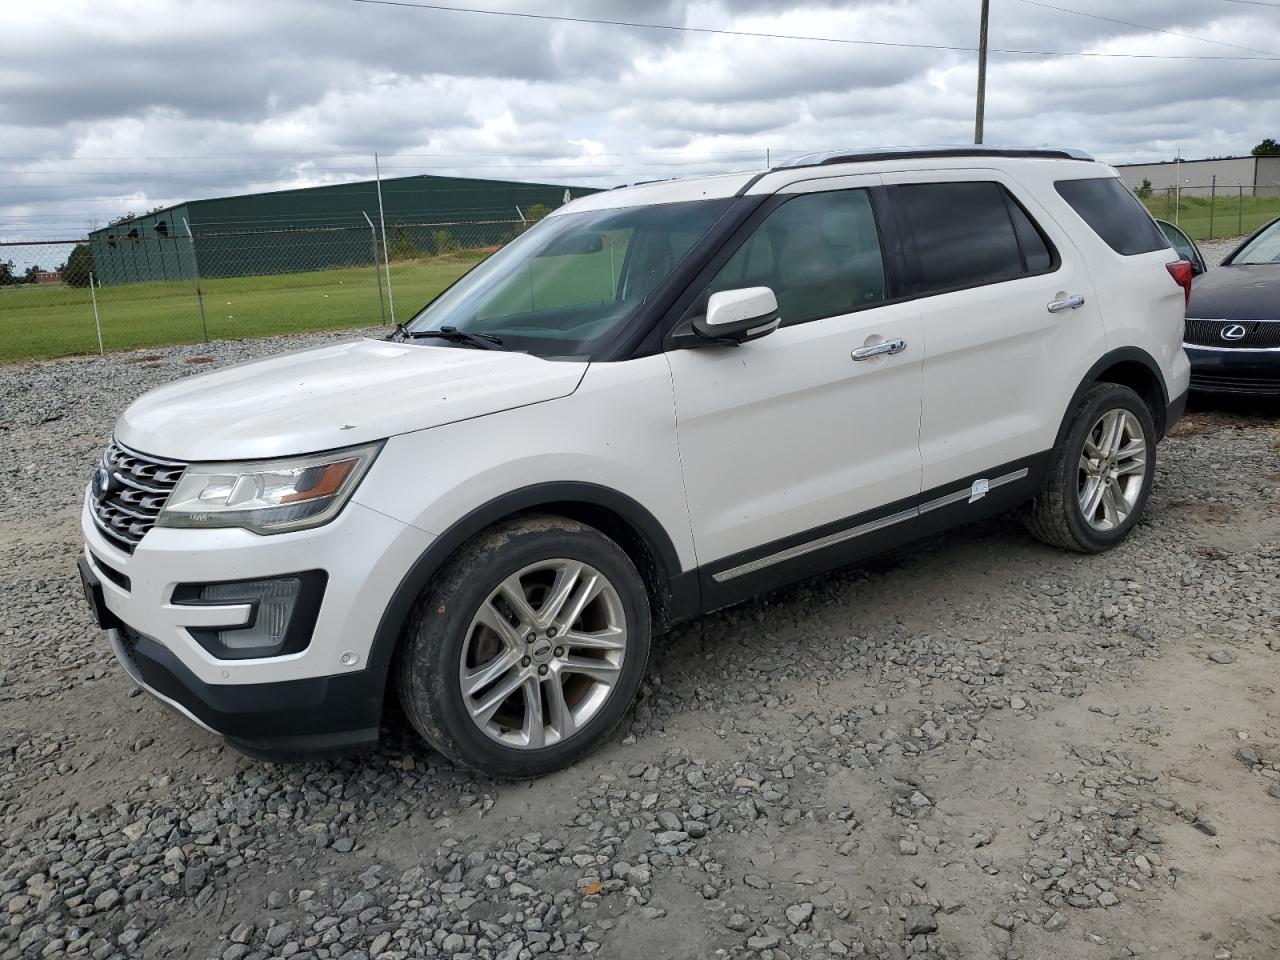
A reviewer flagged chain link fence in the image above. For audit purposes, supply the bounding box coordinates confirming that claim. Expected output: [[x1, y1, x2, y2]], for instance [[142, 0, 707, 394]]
[[7, 182, 1280, 365], [0, 220, 523, 363], [1140, 183, 1280, 241]]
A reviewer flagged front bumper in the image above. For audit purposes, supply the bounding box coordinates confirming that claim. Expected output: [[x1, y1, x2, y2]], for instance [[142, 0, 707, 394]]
[[1184, 344, 1280, 397], [110, 626, 382, 758], [81, 491, 435, 756]]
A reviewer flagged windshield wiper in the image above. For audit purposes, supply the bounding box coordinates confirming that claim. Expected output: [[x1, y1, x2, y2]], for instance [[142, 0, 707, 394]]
[[392, 324, 505, 350]]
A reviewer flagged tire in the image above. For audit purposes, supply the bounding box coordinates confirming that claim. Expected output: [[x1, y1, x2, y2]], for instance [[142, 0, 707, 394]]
[[396, 514, 652, 778], [1023, 383, 1157, 554]]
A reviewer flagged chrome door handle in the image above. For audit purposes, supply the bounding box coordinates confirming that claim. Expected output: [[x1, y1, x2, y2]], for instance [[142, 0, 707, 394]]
[[851, 338, 907, 361], [1047, 294, 1086, 313]]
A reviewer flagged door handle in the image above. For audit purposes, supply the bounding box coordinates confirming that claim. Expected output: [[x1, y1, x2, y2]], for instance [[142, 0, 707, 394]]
[[1047, 294, 1085, 313], [851, 339, 907, 361]]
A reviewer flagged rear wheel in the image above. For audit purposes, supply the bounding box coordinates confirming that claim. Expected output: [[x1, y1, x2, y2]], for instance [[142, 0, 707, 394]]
[[396, 515, 651, 777], [1023, 383, 1157, 553]]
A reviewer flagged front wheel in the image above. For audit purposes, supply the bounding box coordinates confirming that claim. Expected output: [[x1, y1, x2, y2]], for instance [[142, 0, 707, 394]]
[[1023, 383, 1157, 553], [396, 515, 651, 777]]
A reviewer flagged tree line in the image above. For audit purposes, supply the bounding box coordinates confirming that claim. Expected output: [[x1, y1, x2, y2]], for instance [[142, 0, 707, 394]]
[[0, 244, 93, 288], [0, 261, 48, 286]]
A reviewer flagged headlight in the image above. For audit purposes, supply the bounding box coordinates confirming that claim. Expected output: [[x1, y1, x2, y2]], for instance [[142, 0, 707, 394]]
[[156, 442, 381, 534]]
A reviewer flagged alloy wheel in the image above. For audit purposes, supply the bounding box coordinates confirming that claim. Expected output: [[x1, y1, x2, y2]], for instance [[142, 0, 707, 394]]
[[458, 559, 628, 750], [1077, 408, 1148, 532]]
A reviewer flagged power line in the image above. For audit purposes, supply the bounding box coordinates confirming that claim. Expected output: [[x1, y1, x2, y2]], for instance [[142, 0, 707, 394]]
[[1017, 0, 1280, 57], [0, 149, 770, 163], [1219, 0, 1280, 7], [0, 159, 757, 176], [346, 0, 1280, 60], [0, 175, 703, 196]]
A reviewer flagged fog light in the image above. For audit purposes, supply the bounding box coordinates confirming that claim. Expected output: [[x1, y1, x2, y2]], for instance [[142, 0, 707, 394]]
[[199, 578, 300, 651], [173, 571, 326, 660]]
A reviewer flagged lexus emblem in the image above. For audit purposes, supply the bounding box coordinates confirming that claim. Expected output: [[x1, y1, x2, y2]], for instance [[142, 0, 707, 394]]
[[1220, 324, 1248, 342]]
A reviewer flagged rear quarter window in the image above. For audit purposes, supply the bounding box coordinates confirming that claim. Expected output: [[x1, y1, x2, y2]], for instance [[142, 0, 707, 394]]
[[1054, 177, 1169, 256]]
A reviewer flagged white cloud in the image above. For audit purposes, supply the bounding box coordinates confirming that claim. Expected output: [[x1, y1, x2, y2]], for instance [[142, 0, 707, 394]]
[[1, 0, 1279, 243]]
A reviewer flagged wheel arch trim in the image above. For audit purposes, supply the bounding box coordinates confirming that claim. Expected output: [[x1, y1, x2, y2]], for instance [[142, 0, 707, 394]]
[[1061, 346, 1172, 442], [364, 482, 696, 702]]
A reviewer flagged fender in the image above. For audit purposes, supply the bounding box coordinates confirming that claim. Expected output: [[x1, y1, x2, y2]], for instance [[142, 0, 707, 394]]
[[362, 481, 697, 693], [1057, 345, 1172, 445]]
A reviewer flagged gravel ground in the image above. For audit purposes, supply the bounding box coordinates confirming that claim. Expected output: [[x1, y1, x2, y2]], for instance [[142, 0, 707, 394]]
[[1195, 238, 1243, 267], [3, 253, 1279, 960]]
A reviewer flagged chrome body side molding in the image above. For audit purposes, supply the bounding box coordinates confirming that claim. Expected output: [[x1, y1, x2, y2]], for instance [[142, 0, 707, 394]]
[[712, 467, 1031, 584]]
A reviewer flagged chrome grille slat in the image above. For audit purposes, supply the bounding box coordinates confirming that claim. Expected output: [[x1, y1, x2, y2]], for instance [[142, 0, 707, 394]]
[[100, 500, 159, 522], [89, 506, 143, 547], [109, 470, 171, 496], [115, 443, 187, 467], [89, 440, 187, 554], [115, 489, 168, 512]]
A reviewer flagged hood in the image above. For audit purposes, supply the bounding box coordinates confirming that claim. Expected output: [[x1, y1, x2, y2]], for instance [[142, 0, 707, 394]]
[[1187, 265, 1280, 321], [115, 338, 588, 461]]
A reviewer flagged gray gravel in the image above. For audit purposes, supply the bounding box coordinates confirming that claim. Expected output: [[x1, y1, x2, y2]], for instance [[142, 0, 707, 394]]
[[1, 332, 1278, 960], [1197, 237, 1243, 269]]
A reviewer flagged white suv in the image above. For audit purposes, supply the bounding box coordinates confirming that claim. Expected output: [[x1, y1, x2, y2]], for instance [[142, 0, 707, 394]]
[[79, 146, 1191, 776]]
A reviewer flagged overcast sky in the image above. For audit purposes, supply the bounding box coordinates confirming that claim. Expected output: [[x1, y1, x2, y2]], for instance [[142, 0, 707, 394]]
[[3, 0, 1280, 245]]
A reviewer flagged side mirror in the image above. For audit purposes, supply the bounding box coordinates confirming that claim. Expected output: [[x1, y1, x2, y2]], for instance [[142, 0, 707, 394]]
[[693, 287, 780, 345]]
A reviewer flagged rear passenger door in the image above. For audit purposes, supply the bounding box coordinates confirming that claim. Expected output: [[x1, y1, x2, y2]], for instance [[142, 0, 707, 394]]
[[884, 172, 1107, 498]]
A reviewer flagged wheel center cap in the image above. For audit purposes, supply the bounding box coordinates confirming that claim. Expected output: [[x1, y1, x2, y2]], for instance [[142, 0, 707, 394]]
[[529, 639, 555, 665]]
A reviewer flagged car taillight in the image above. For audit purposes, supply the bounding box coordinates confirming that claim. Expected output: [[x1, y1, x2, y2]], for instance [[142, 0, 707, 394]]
[[1166, 260, 1193, 307]]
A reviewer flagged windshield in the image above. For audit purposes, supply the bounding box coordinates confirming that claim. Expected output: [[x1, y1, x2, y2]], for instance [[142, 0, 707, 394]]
[[406, 198, 735, 357], [1230, 219, 1280, 265]]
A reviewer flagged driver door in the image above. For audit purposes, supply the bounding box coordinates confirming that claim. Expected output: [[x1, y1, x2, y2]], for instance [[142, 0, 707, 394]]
[[665, 179, 924, 605]]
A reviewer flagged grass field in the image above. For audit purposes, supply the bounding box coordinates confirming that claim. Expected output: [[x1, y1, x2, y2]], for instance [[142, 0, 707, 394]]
[[1141, 192, 1280, 241], [0, 253, 485, 364], [5, 198, 1278, 365]]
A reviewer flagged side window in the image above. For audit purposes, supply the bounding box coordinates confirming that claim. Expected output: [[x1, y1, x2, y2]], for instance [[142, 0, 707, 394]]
[[1054, 177, 1168, 255], [703, 189, 888, 327], [894, 181, 1052, 294]]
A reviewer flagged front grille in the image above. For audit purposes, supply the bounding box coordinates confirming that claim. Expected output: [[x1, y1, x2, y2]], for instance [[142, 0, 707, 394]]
[[89, 440, 187, 553], [1190, 373, 1280, 395], [1184, 318, 1280, 348]]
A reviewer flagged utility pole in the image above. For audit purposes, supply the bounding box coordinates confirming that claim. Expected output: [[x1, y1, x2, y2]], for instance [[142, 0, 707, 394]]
[[974, 0, 990, 144], [1174, 148, 1182, 226], [374, 153, 395, 325], [1208, 174, 1217, 240]]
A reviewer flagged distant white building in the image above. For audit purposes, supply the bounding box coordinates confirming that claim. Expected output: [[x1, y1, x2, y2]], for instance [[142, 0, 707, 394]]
[[1114, 155, 1280, 197]]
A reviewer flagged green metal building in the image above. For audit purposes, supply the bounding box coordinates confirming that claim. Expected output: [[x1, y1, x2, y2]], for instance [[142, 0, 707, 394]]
[[87, 174, 596, 285]]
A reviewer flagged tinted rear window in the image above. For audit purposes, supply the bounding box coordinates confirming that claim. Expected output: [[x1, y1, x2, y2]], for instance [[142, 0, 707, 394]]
[[894, 181, 1051, 292], [1054, 177, 1168, 255]]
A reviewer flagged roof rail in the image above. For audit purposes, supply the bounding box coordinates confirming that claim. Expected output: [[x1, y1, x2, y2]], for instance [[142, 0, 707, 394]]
[[612, 178, 677, 189], [776, 145, 1095, 169]]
